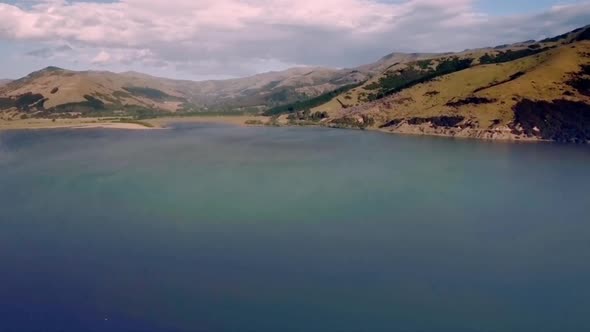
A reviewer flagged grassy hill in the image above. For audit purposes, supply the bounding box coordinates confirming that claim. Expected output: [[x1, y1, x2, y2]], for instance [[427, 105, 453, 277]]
[[0, 66, 368, 119], [0, 67, 188, 118], [307, 25, 590, 143], [2, 25, 590, 142], [0, 50, 442, 120]]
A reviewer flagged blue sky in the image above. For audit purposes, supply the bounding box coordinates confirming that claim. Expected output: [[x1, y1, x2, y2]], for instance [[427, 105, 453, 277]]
[[476, 0, 578, 14], [0, 0, 589, 80]]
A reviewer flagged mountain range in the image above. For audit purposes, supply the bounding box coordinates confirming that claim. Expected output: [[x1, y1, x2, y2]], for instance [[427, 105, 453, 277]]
[[1, 26, 590, 142]]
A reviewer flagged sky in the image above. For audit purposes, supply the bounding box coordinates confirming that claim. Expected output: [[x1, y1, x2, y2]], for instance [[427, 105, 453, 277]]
[[0, 0, 589, 80]]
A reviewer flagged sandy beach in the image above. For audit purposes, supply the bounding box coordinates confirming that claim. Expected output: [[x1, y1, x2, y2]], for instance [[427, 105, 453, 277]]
[[0, 115, 271, 131], [0, 118, 153, 131]]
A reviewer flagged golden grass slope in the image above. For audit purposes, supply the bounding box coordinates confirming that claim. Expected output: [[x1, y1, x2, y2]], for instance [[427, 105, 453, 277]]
[[312, 49, 494, 116], [1, 68, 186, 111], [312, 26, 590, 121], [326, 40, 590, 129]]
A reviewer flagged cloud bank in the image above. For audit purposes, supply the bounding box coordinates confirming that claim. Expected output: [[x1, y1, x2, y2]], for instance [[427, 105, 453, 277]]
[[1, 0, 590, 78]]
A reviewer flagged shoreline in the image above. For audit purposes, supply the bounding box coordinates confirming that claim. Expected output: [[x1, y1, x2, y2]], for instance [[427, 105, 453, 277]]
[[373, 127, 547, 143], [0, 116, 576, 144], [0, 115, 267, 132], [0, 118, 154, 131], [373, 125, 547, 143]]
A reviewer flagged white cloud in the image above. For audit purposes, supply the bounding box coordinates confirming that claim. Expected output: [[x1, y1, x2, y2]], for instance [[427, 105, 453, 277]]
[[91, 50, 111, 64], [0, 0, 589, 78]]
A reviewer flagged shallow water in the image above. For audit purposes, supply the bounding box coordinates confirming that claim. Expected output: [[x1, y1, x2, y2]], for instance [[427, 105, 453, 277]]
[[1, 124, 589, 332]]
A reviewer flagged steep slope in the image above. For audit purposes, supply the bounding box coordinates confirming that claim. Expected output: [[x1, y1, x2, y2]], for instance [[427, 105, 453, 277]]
[[312, 26, 589, 113], [308, 25, 590, 142]]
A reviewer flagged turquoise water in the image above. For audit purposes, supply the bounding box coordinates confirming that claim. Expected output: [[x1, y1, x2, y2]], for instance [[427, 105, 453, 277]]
[[1, 124, 589, 332]]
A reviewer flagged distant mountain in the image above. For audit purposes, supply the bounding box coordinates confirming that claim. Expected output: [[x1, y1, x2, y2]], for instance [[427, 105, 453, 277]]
[[0, 66, 368, 117], [0, 79, 11, 86], [0, 49, 448, 118], [2, 25, 590, 142]]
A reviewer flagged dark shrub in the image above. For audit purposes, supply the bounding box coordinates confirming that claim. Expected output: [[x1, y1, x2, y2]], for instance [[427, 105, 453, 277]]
[[568, 77, 590, 96], [479, 47, 551, 65], [330, 114, 374, 129], [513, 99, 590, 143], [473, 72, 525, 93], [446, 97, 496, 107], [50, 95, 105, 113], [264, 82, 363, 116], [366, 57, 473, 101], [416, 60, 432, 69], [15, 93, 45, 111], [566, 65, 590, 96], [379, 119, 403, 128], [0, 98, 15, 110], [575, 28, 590, 41], [123, 87, 183, 102], [540, 32, 570, 43], [407, 116, 465, 127]]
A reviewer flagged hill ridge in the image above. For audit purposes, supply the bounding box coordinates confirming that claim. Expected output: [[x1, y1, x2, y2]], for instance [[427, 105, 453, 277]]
[[2, 25, 590, 142]]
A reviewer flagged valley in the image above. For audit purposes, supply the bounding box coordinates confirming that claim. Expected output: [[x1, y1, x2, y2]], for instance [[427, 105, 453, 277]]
[[2, 26, 590, 142]]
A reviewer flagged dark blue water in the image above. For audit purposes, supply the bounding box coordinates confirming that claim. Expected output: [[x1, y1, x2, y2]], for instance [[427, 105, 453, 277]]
[[1, 124, 589, 332]]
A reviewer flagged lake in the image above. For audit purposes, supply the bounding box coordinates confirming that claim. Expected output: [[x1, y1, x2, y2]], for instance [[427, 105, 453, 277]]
[[1, 124, 589, 332]]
